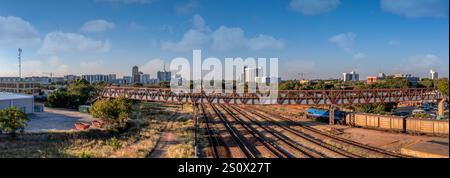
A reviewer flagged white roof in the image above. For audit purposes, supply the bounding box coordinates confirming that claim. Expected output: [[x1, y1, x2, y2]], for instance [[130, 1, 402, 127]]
[[0, 92, 34, 100]]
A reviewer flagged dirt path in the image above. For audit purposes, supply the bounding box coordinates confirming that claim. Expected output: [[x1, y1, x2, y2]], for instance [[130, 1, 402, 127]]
[[148, 118, 180, 158]]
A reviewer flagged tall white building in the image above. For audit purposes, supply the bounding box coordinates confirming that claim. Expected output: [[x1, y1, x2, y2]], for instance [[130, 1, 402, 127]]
[[430, 70, 439, 80], [241, 66, 263, 83], [342, 71, 359, 82]]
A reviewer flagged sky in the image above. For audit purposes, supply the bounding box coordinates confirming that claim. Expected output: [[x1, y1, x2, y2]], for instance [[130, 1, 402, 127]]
[[0, 0, 448, 79]]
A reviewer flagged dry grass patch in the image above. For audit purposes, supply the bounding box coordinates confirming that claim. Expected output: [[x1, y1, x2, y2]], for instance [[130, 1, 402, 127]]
[[167, 144, 195, 158]]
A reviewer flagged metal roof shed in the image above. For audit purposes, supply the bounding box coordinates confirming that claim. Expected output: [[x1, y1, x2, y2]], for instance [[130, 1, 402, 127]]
[[0, 92, 34, 114]]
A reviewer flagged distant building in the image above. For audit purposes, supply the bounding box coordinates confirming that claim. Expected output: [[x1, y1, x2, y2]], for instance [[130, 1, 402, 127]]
[[393, 73, 420, 86], [141, 74, 150, 84], [367, 76, 378, 85], [342, 71, 359, 82], [157, 66, 172, 83], [123, 76, 133, 84], [241, 66, 263, 83], [64, 75, 81, 83], [0, 82, 40, 95], [378, 73, 386, 79], [0, 77, 20, 83], [132, 66, 141, 83], [430, 70, 439, 80], [82, 74, 115, 84], [23, 76, 51, 85], [255, 76, 281, 85]]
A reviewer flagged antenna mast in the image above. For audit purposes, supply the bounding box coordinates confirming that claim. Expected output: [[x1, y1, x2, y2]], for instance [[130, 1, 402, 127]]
[[18, 48, 22, 79]]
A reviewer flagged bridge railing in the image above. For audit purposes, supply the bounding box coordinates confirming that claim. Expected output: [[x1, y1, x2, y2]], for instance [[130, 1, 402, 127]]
[[99, 87, 443, 105]]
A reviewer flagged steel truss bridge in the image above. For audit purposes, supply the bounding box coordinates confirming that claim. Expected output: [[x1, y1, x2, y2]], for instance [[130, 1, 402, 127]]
[[100, 87, 444, 105]]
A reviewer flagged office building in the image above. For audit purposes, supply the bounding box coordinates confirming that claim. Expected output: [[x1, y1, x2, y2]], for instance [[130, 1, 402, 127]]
[[342, 71, 359, 82], [430, 70, 439, 80]]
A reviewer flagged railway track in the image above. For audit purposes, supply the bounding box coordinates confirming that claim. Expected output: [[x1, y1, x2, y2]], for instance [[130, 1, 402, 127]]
[[199, 104, 225, 158], [208, 104, 260, 158], [217, 104, 294, 158], [223, 104, 323, 158], [245, 105, 411, 158]]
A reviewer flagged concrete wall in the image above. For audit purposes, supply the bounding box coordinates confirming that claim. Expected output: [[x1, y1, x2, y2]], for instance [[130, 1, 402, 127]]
[[0, 98, 34, 114]]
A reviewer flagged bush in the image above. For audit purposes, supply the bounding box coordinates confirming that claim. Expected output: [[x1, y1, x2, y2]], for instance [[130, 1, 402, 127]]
[[46, 79, 96, 109], [354, 103, 397, 114], [106, 137, 122, 150], [0, 107, 29, 137], [90, 97, 132, 130]]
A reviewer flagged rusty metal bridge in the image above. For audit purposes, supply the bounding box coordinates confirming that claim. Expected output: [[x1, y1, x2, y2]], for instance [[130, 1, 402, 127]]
[[100, 87, 444, 105]]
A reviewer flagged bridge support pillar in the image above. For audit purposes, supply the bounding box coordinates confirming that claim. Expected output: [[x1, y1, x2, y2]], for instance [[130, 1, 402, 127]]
[[329, 105, 335, 126], [437, 99, 446, 117]]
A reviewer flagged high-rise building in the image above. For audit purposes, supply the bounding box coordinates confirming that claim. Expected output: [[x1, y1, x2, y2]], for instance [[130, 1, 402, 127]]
[[141, 74, 150, 84], [157, 65, 171, 83], [377, 73, 386, 79], [132, 66, 139, 76], [132, 66, 140, 83], [123, 76, 133, 84], [241, 66, 262, 83], [430, 70, 439, 80], [342, 71, 359, 82]]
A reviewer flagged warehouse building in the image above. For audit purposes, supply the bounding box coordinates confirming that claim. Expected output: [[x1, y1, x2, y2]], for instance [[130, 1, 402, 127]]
[[0, 92, 34, 114]]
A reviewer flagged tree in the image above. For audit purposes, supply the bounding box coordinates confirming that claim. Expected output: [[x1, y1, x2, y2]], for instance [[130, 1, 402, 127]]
[[90, 97, 132, 130], [0, 107, 29, 137], [437, 78, 449, 97], [47, 79, 96, 109]]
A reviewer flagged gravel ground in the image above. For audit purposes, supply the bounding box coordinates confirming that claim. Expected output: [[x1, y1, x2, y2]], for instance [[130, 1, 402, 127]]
[[24, 108, 95, 133]]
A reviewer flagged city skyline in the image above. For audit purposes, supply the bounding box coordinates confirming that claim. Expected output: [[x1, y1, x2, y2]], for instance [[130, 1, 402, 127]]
[[0, 0, 449, 79]]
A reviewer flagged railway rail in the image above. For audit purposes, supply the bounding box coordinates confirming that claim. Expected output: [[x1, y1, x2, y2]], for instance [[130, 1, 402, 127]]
[[227, 105, 359, 158], [245, 105, 412, 158]]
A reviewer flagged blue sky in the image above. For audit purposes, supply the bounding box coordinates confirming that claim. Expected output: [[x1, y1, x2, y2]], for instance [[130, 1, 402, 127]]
[[0, 0, 448, 79]]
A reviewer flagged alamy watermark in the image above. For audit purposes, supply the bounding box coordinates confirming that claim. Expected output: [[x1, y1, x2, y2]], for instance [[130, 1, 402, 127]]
[[169, 49, 279, 104]]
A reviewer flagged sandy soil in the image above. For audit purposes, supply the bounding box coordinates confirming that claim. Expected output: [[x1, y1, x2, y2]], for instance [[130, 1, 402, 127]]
[[25, 108, 95, 133], [148, 121, 180, 158]]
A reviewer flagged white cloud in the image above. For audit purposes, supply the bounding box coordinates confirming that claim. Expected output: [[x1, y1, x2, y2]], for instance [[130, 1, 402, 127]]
[[290, 0, 340, 15], [329, 32, 356, 52], [247, 35, 285, 50], [0, 16, 40, 47], [0, 56, 69, 77], [48, 56, 69, 73], [404, 54, 442, 70], [211, 26, 246, 51], [39, 31, 111, 54], [381, 0, 449, 18], [140, 58, 167, 76], [161, 14, 284, 52], [161, 29, 211, 52], [393, 54, 445, 76], [80, 20, 115, 33], [353, 52, 368, 60], [176, 0, 199, 14]]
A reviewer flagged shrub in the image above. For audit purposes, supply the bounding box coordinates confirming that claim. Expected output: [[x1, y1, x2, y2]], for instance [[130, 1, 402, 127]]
[[90, 97, 132, 130], [106, 137, 122, 150], [0, 107, 29, 137]]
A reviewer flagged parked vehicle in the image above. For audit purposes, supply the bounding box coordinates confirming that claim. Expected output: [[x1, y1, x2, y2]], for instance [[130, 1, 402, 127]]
[[393, 111, 409, 117], [412, 109, 426, 115], [306, 108, 344, 124]]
